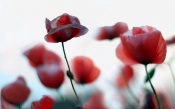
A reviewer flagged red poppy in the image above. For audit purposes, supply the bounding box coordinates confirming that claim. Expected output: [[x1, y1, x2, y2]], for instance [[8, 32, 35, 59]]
[[121, 65, 134, 81], [83, 92, 107, 109], [166, 35, 175, 45], [45, 13, 88, 43], [140, 89, 157, 109], [1, 76, 30, 106], [31, 95, 54, 109], [116, 65, 134, 88], [156, 91, 173, 109], [23, 44, 46, 68], [116, 25, 167, 65], [23, 43, 62, 68], [140, 90, 173, 109], [96, 22, 128, 40], [1, 97, 15, 109], [71, 56, 100, 84], [36, 64, 64, 89]]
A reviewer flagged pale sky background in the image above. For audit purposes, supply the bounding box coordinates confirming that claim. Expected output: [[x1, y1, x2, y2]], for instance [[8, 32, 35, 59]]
[[1, 0, 175, 108]]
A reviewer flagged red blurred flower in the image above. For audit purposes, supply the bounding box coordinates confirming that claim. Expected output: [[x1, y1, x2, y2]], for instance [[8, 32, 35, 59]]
[[96, 22, 128, 40], [71, 56, 100, 84], [140, 90, 173, 109], [166, 35, 175, 45], [36, 64, 65, 88], [23, 44, 45, 68], [156, 91, 173, 109], [83, 92, 107, 109], [116, 25, 167, 65], [45, 13, 88, 43], [1, 76, 30, 106], [116, 65, 134, 88], [23, 43, 62, 68], [31, 95, 54, 109], [1, 97, 15, 109]]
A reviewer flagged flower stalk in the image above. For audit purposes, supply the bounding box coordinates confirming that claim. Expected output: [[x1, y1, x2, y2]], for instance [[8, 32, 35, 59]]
[[144, 65, 161, 109], [61, 42, 81, 105]]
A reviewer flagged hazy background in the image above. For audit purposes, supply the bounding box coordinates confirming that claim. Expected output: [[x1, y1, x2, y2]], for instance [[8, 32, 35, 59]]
[[1, 0, 175, 108]]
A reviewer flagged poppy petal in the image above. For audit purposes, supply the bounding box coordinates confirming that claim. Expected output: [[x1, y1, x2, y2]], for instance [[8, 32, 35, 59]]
[[116, 43, 138, 65]]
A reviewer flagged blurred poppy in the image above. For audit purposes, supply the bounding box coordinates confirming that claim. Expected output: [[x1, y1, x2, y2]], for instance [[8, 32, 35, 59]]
[[45, 13, 88, 43], [23, 43, 62, 68], [1, 76, 30, 106], [156, 91, 173, 109], [71, 56, 100, 84], [138, 89, 156, 109], [23, 44, 45, 68], [36, 64, 65, 88], [83, 92, 107, 109], [166, 35, 175, 45], [31, 95, 54, 109], [116, 65, 134, 88], [96, 22, 128, 40], [1, 97, 15, 109], [116, 25, 167, 65], [139, 89, 173, 109]]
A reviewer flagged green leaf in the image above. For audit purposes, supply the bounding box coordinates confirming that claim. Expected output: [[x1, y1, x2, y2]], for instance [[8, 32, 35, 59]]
[[144, 67, 156, 83]]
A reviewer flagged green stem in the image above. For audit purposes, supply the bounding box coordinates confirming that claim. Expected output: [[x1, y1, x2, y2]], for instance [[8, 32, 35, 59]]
[[144, 65, 161, 109], [17, 105, 21, 109], [168, 63, 175, 85], [61, 42, 81, 105]]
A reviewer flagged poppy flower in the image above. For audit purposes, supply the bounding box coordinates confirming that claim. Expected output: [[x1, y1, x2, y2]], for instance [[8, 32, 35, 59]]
[[83, 92, 107, 109], [140, 89, 157, 109], [45, 13, 88, 43], [157, 91, 172, 109], [140, 89, 173, 109], [96, 22, 128, 40], [1, 76, 30, 106], [116, 65, 134, 88], [71, 56, 100, 84], [36, 64, 65, 88], [116, 25, 167, 65], [166, 35, 175, 45], [1, 97, 15, 109], [156, 91, 173, 109], [31, 95, 55, 109], [23, 43, 62, 68], [23, 44, 46, 68]]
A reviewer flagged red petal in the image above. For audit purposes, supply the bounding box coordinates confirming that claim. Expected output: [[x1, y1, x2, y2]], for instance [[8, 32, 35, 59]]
[[36, 64, 64, 88], [45, 18, 52, 32], [83, 92, 106, 109], [45, 24, 88, 43], [96, 26, 114, 40], [85, 66, 100, 83], [31, 95, 54, 109], [153, 33, 167, 63], [56, 13, 71, 26], [120, 31, 166, 64], [122, 65, 134, 81], [71, 56, 94, 83], [43, 50, 62, 65], [1, 77, 30, 105], [113, 22, 128, 37], [23, 44, 46, 68], [116, 43, 138, 65]]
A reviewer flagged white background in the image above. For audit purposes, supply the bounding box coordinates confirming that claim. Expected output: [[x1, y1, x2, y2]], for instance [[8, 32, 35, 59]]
[[1, 0, 175, 108]]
